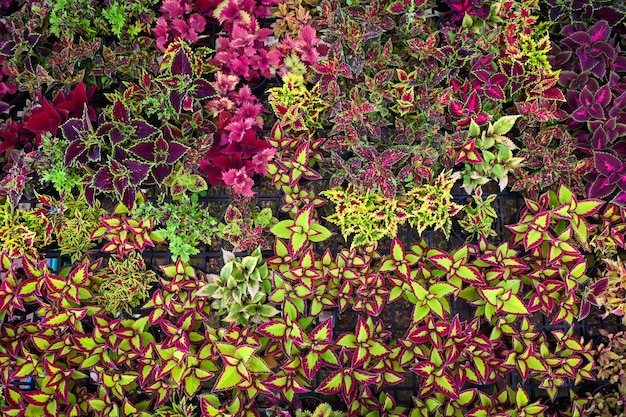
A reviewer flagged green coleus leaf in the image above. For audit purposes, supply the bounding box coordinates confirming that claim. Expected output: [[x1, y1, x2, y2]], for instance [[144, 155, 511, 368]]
[[337, 334, 357, 349], [184, 375, 202, 397], [435, 373, 459, 400], [390, 237, 405, 261], [290, 233, 308, 254], [213, 365, 244, 391], [257, 321, 288, 339], [491, 115, 520, 135], [500, 294, 529, 315], [316, 369, 343, 395], [309, 222, 332, 242], [271, 220, 293, 239], [431, 282, 457, 297], [248, 356, 271, 373]]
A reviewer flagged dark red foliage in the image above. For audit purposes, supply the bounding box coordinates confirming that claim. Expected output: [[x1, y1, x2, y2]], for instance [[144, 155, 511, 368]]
[[23, 82, 96, 145]]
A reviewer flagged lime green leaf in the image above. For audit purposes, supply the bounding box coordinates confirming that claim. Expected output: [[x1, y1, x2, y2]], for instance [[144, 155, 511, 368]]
[[492, 115, 520, 135]]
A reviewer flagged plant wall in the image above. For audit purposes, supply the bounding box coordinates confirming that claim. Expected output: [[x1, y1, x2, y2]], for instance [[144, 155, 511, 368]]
[[1, 0, 626, 416]]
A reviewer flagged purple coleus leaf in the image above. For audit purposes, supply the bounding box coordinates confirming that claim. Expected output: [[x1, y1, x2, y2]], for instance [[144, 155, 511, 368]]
[[610, 91, 626, 118], [113, 100, 129, 122], [133, 121, 159, 140], [92, 157, 151, 206], [193, 79, 215, 100], [589, 118, 626, 148], [171, 46, 192, 76], [590, 125, 609, 148], [449, 91, 489, 126], [588, 151, 626, 199], [170, 90, 185, 113], [128, 135, 189, 184], [62, 109, 98, 165], [569, 20, 614, 78], [572, 85, 610, 122], [93, 166, 114, 192], [474, 70, 508, 101], [126, 159, 152, 184]]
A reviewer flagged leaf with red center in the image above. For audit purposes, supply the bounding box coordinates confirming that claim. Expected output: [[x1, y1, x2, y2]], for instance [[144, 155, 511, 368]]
[[455, 139, 483, 164], [465, 91, 480, 113], [449, 99, 464, 118]]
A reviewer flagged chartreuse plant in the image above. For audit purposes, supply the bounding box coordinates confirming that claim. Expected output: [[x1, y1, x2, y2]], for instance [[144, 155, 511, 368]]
[[267, 71, 328, 132], [322, 186, 409, 248], [197, 247, 279, 325], [295, 403, 345, 416], [38, 193, 106, 262], [266, 73, 326, 217], [0, 200, 49, 259], [323, 171, 462, 247], [402, 171, 463, 239], [47, 0, 157, 39], [38, 133, 85, 195]]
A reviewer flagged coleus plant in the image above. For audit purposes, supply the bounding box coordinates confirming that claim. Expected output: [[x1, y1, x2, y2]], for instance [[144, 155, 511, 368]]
[[511, 124, 593, 199], [321, 170, 463, 248], [197, 247, 279, 324], [58, 41, 216, 206], [200, 71, 276, 197], [265, 75, 326, 217], [548, 18, 626, 203], [270, 204, 332, 256], [1, 0, 622, 416], [152, 0, 208, 51], [453, 116, 524, 194], [218, 198, 278, 252]]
